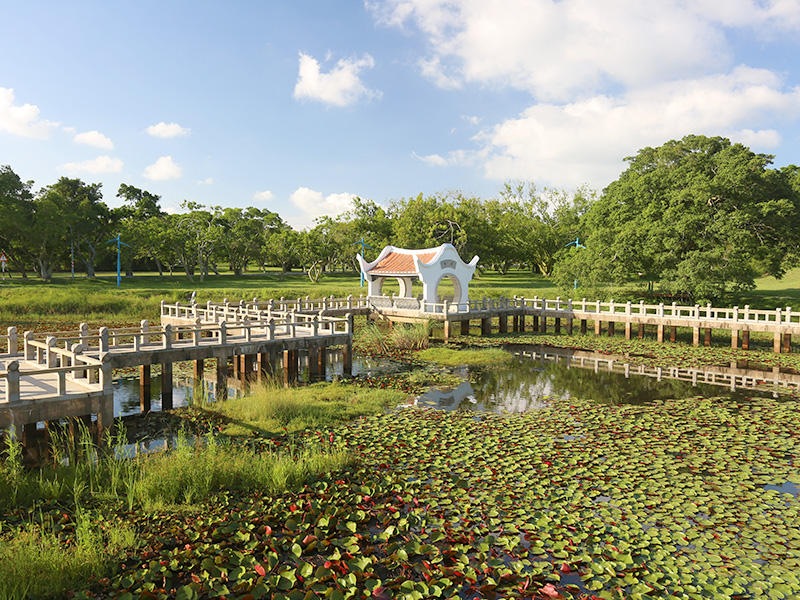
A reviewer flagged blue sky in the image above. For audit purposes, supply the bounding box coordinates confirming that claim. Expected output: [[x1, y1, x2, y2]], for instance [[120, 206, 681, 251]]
[[2, 1, 800, 229]]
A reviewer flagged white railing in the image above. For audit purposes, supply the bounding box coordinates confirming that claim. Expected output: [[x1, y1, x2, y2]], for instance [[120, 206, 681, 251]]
[[518, 297, 800, 326], [1, 354, 112, 404]]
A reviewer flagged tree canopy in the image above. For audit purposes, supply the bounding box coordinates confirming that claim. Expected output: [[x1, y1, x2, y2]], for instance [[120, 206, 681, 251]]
[[553, 135, 800, 300]]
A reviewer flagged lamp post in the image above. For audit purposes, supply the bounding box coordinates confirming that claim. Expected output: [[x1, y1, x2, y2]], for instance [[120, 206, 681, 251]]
[[352, 238, 374, 287], [106, 235, 131, 287], [564, 237, 586, 289]]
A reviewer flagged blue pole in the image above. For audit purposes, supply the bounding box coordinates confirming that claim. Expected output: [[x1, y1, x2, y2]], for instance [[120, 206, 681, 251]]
[[117, 242, 121, 287]]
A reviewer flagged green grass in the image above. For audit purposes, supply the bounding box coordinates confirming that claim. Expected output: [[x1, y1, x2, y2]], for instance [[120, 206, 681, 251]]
[[201, 381, 407, 437], [415, 347, 514, 366]]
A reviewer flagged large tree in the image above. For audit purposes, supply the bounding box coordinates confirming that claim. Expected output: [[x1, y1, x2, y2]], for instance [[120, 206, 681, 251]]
[[0, 165, 35, 277], [553, 135, 800, 300]]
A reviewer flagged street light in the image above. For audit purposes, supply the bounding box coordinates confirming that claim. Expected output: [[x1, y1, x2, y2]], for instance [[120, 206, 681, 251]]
[[564, 237, 586, 289]]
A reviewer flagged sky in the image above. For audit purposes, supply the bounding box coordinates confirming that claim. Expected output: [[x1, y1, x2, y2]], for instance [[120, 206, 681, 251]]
[[2, 0, 800, 229]]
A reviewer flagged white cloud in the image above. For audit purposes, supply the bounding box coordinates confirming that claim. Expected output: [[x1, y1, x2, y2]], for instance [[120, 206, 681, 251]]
[[60, 155, 123, 175], [289, 187, 355, 227], [293, 52, 381, 107], [367, 0, 749, 101], [0, 87, 57, 138], [146, 122, 191, 138], [254, 190, 275, 202], [475, 67, 800, 189], [198, 178, 214, 185], [74, 130, 114, 150], [143, 156, 182, 180]]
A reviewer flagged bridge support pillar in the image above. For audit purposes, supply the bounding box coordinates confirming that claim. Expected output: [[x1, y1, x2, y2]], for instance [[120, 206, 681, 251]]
[[607, 322, 615, 337], [704, 328, 712, 347], [498, 314, 508, 334], [731, 330, 739, 349], [258, 351, 274, 380], [139, 365, 151, 413], [581, 319, 587, 335], [566, 318, 573, 335], [594, 320, 602, 336], [657, 324, 665, 343], [243, 354, 256, 382], [308, 346, 320, 381], [97, 397, 114, 440], [692, 327, 700, 346], [161, 362, 173, 410], [318, 347, 327, 379], [541, 316, 547, 333], [554, 317, 560, 334], [783, 333, 791, 353], [216, 358, 228, 401], [519, 313, 525, 332], [443, 320, 452, 340], [481, 317, 492, 335], [512, 315, 519, 332], [670, 326, 677, 343], [532, 315, 539, 332], [193, 359, 204, 399], [774, 332, 782, 354], [461, 319, 470, 335], [624, 322, 632, 340], [742, 330, 750, 351], [342, 341, 353, 376], [638, 323, 645, 339], [283, 349, 299, 386]]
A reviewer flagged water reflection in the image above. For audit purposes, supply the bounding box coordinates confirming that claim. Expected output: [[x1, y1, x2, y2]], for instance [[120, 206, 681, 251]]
[[416, 344, 797, 412]]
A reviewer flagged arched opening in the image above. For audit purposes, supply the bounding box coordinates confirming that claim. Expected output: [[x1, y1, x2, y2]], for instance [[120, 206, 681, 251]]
[[379, 277, 400, 297], [435, 274, 462, 304]]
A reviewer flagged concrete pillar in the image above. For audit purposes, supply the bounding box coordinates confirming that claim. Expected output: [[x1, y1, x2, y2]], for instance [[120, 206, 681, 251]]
[[580, 320, 587, 335], [258, 351, 274, 380], [140, 365, 151, 413], [594, 320, 602, 336], [318, 347, 327, 379], [498, 315, 508, 334], [308, 346, 320, 381], [444, 320, 452, 341], [670, 326, 677, 343], [624, 322, 632, 340], [554, 317, 561, 334], [519, 313, 525, 332], [481, 317, 492, 335], [742, 330, 750, 351], [243, 354, 256, 381], [193, 359, 204, 400], [283, 349, 298, 386], [731, 330, 739, 349], [541, 316, 547, 333], [774, 332, 782, 354], [638, 323, 645, 339], [532, 315, 539, 332], [783, 333, 791, 353], [566, 318, 573, 335], [342, 342, 353, 377], [512, 315, 519, 332], [161, 362, 173, 410], [607, 322, 615, 337], [216, 358, 228, 401], [97, 397, 114, 440], [704, 328, 712, 347], [692, 327, 700, 347], [461, 320, 470, 336], [657, 324, 665, 343]]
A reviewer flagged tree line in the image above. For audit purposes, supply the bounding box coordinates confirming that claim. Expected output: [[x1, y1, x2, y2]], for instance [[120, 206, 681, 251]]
[[2, 135, 800, 300]]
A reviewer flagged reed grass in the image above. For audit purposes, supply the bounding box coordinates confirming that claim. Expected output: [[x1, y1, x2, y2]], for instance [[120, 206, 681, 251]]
[[205, 381, 407, 437], [389, 321, 431, 350], [414, 347, 513, 366]]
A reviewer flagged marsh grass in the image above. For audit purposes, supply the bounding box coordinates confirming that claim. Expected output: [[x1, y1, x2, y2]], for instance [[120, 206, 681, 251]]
[[389, 321, 430, 350], [415, 347, 513, 366], [0, 511, 135, 600], [131, 429, 353, 510], [205, 381, 406, 437]]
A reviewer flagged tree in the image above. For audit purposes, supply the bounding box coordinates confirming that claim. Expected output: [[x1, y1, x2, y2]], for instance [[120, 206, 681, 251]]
[[116, 184, 168, 276], [264, 230, 300, 279], [0, 165, 35, 277], [553, 135, 800, 300]]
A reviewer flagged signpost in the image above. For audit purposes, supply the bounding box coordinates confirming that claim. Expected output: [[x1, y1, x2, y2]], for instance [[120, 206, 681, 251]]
[[0, 252, 7, 280]]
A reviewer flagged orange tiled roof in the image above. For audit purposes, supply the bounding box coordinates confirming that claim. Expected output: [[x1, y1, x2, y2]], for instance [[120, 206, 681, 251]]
[[369, 251, 436, 274]]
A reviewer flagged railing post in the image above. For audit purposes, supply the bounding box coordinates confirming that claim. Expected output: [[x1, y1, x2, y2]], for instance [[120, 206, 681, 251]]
[[24, 331, 34, 361], [346, 313, 354, 334], [312, 317, 319, 337], [46, 336, 57, 368], [7, 326, 17, 356], [733, 306, 739, 321], [609, 299, 614, 314], [482, 296, 487, 310], [582, 298, 587, 312], [160, 300, 166, 318], [596, 299, 601, 313], [556, 297, 561, 311], [707, 303, 712, 319], [744, 305, 750, 321], [639, 300, 644, 315], [347, 294, 353, 309], [359, 293, 364, 307], [194, 318, 202, 345], [142, 319, 151, 346], [244, 317, 252, 341], [100, 353, 113, 394], [268, 318, 274, 340], [323, 296, 329, 311], [219, 321, 227, 344], [5, 361, 20, 403], [163, 324, 173, 349], [99, 327, 109, 352], [80, 322, 89, 349], [776, 308, 782, 324], [658, 303, 664, 318], [444, 299, 450, 314], [672, 302, 677, 317], [786, 307, 792, 324]]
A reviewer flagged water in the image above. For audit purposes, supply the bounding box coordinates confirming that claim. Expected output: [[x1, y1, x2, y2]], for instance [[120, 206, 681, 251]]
[[414, 344, 797, 412]]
